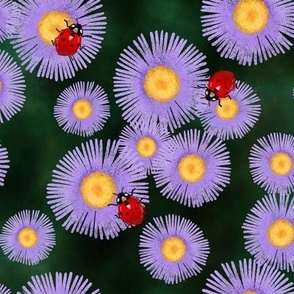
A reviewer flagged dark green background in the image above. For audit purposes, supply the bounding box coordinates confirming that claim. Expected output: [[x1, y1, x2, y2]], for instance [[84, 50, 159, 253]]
[[1, 0, 294, 292]]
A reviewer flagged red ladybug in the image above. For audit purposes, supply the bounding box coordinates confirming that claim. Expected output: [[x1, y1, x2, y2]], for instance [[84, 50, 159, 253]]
[[111, 190, 146, 226], [205, 70, 236, 107], [52, 19, 84, 56]]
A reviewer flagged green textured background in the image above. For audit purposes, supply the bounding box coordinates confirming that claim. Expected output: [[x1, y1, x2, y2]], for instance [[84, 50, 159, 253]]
[[1, 0, 294, 293]]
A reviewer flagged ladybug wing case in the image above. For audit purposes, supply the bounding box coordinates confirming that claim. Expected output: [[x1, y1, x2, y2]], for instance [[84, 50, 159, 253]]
[[118, 198, 145, 225], [55, 31, 81, 56], [129, 197, 145, 221], [221, 72, 236, 94], [209, 71, 235, 98]]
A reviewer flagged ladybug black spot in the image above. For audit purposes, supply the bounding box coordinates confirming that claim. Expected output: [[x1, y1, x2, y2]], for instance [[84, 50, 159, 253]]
[[61, 38, 66, 41], [224, 85, 228, 89], [216, 79, 220, 82], [125, 212, 129, 216], [134, 206, 139, 210], [70, 43, 74, 47]]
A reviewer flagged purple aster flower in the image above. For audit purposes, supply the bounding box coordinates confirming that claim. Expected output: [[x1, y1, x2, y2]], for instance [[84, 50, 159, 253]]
[[242, 194, 294, 271], [46, 139, 148, 240], [249, 133, 294, 196], [0, 0, 20, 42], [0, 284, 11, 294], [0, 50, 26, 124], [0, 210, 56, 265], [139, 214, 209, 284], [201, 0, 294, 66], [113, 30, 208, 132], [153, 129, 231, 207], [119, 120, 171, 175], [54, 81, 110, 137], [198, 80, 261, 140], [18, 272, 100, 294], [202, 258, 294, 293], [11, 0, 106, 81], [0, 143, 9, 186]]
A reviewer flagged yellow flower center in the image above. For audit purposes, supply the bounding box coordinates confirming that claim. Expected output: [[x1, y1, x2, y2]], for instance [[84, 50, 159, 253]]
[[136, 136, 157, 158], [243, 291, 257, 294], [270, 152, 292, 176], [72, 99, 93, 120], [233, 0, 269, 34], [267, 219, 294, 248], [161, 236, 186, 262], [38, 10, 73, 45], [18, 227, 38, 248], [143, 65, 181, 102], [178, 154, 206, 183], [215, 97, 239, 120], [80, 171, 116, 208]]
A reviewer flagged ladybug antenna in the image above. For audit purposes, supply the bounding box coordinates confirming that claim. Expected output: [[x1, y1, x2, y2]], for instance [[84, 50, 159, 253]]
[[64, 19, 70, 27], [75, 18, 86, 27]]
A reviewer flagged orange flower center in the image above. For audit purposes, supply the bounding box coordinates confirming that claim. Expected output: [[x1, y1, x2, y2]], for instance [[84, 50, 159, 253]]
[[38, 10, 73, 45]]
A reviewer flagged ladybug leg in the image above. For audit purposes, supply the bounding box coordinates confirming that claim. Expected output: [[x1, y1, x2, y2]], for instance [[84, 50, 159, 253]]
[[51, 40, 55, 45], [139, 200, 145, 207], [116, 215, 133, 228], [115, 214, 132, 228], [115, 215, 132, 228], [228, 95, 232, 100], [196, 84, 206, 89], [135, 195, 146, 206], [112, 213, 133, 228], [123, 222, 133, 228], [56, 28, 61, 33], [131, 188, 136, 195], [218, 100, 222, 107]]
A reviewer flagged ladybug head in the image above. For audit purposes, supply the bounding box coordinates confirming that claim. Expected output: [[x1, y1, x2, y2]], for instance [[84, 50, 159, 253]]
[[116, 192, 131, 204], [205, 88, 218, 102], [69, 23, 83, 36]]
